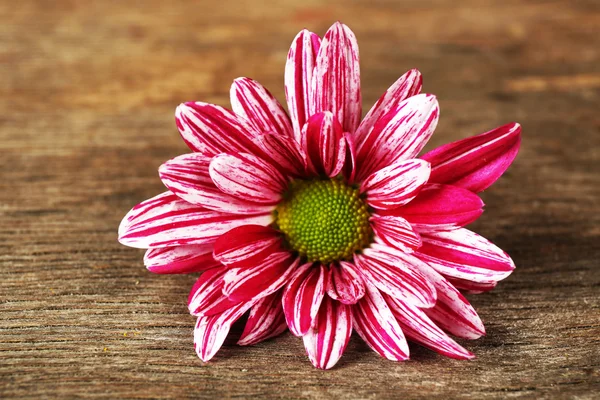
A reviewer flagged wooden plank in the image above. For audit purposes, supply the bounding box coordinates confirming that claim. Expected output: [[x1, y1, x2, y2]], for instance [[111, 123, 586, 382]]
[[1, 0, 599, 398]]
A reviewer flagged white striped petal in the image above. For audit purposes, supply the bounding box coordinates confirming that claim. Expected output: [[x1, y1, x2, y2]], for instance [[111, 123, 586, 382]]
[[282, 263, 327, 336], [230, 77, 293, 137], [370, 214, 422, 253], [326, 261, 366, 305], [303, 296, 352, 369], [144, 245, 219, 274], [238, 291, 288, 346]]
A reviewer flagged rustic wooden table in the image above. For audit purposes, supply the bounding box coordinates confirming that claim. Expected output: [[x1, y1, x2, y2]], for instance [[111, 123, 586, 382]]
[[1, 1, 599, 398]]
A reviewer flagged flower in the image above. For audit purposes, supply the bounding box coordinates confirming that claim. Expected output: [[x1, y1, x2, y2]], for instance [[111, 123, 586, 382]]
[[118, 22, 521, 369]]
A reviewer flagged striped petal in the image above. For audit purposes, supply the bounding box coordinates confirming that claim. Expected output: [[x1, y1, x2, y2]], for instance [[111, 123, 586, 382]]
[[355, 94, 439, 181], [194, 301, 255, 362], [342, 132, 358, 183], [370, 214, 422, 253], [209, 152, 288, 204], [188, 266, 238, 317], [311, 22, 361, 133], [175, 102, 260, 157], [421, 122, 521, 193], [385, 295, 474, 360], [238, 291, 288, 346], [230, 77, 293, 137], [253, 133, 307, 177], [361, 159, 431, 210], [355, 69, 422, 148], [118, 191, 273, 249], [388, 184, 484, 231], [159, 153, 275, 215], [327, 261, 366, 305], [354, 244, 436, 308], [303, 296, 352, 369], [353, 283, 409, 361], [144, 245, 219, 274], [415, 228, 515, 284], [446, 276, 497, 294], [285, 29, 321, 142], [213, 225, 282, 268], [223, 252, 300, 302], [282, 263, 327, 336], [301, 112, 346, 177], [414, 265, 486, 339]]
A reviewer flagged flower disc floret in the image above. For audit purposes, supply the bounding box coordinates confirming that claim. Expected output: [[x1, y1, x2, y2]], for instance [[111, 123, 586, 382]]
[[275, 179, 372, 263]]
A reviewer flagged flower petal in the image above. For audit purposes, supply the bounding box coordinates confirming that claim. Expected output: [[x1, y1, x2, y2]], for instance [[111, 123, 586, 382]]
[[188, 267, 238, 317], [311, 22, 361, 133], [285, 29, 321, 142], [144, 245, 220, 274], [370, 214, 422, 253], [301, 112, 346, 177], [355, 69, 422, 148], [303, 296, 352, 369], [194, 300, 255, 362], [282, 263, 327, 336], [159, 153, 275, 215], [230, 77, 293, 137], [387, 183, 484, 231], [223, 252, 300, 302], [175, 102, 260, 157], [445, 276, 497, 294], [361, 159, 431, 210], [414, 265, 486, 339], [327, 261, 366, 305], [355, 93, 439, 181], [352, 283, 409, 361], [238, 290, 288, 346], [415, 228, 515, 284], [342, 132, 358, 183], [213, 225, 283, 268], [421, 122, 521, 193], [354, 244, 436, 308], [209, 152, 288, 204], [385, 295, 474, 360], [118, 191, 273, 249], [253, 133, 307, 177]]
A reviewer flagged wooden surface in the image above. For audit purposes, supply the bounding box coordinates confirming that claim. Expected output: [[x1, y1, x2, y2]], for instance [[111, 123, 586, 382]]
[[1, 1, 599, 398]]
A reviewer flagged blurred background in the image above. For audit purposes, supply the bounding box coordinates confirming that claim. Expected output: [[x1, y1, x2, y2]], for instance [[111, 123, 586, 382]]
[[1, 1, 599, 398]]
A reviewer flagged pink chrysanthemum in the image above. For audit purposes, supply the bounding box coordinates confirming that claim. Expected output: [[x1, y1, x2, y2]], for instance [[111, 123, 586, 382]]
[[118, 22, 521, 369]]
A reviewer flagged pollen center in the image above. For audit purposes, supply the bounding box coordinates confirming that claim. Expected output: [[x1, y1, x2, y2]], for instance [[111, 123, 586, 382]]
[[275, 179, 372, 263]]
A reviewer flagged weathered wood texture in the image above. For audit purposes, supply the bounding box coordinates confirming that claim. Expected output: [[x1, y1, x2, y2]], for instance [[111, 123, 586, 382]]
[[1, 0, 599, 398]]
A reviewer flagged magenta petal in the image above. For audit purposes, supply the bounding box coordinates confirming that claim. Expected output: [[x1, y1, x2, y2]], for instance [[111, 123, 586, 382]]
[[230, 77, 293, 137], [213, 225, 282, 268], [209, 152, 288, 204], [385, 295, 475, 360], [223, 252, 300, 302], [355, 93, 439, 181], [144, 245, 219, 274], [389, 183, 484, 231], [301, 112, 346, 177], [370, 214, 422, 253], [188, 267, 238, 317], [303, 296, 352, 369], [361, 159, 431, 210], [159, 153, 275, 215], [282, 263, 327, 336], [175, 102, 260, 157], [415, 265, 486, 339], [353, 283, 409, 361], [355, 245, 436, 308], [421, 122, 521, 193], [342, 132, 358, 183], [253, 133, 307, 177], [311, 22, 361, 133], [415, 228, 515, 284], [194, 300, 255, 362], [446, 276, 498, 294], [285, 29, 321, 142], [238, 290, 288, 346], [355, 69, 422, 147], [327, 261, 366, 305], [118, 191, 274, 249]]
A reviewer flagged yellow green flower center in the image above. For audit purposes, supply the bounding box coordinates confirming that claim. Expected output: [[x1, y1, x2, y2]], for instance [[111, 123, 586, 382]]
[[275, 179, 372, 263]]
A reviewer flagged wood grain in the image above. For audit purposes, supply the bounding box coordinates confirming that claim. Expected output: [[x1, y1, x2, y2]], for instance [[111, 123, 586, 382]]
[[1, 0, 599, 398]]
